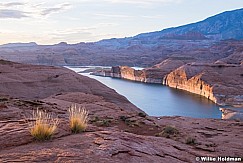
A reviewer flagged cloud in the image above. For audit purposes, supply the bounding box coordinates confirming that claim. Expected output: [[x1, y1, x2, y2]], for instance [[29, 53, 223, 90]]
[[141, 15, 165, 19], [0, 2, 28, 19], [51, 23, 118, 35], [94, 13, 133, 18], [47, 29, 93, 43], [103, 0, 182, 5], [40, 3, 71, 16], [0, 9, 28, 19], [0, 2, 25, 7], [0, 2, 72, 19], [46, 23, 120, 43]]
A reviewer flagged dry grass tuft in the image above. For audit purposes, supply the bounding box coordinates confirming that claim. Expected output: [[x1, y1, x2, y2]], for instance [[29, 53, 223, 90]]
[[28, 109, 59, 141], [155, 125, 179, 138], [69, 104, 89, 133]]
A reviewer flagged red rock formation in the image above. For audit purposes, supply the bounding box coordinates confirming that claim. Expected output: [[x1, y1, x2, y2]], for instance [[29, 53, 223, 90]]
[[112, 66, 146, 82], [92, 61, 243, 107], [220, 107, 243, 120], [92, 57, 194, 84], [0, 60, 243, 162], [163, 63, 243, 106]]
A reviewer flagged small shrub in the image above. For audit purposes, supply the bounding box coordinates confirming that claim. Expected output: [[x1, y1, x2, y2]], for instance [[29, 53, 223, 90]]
[[163, 125, 178, 134], [119, 115, 128, 121], [156, 125, 179, 138], [90, 116, 114, 127], [124, 119, 132, 125], [119, 116, 138, 127], [69, 104, 89, 133], [90, 116, 100, 123], [138, 112, 146, 118], [186, 137, 197, 145], [28, 109, 59, 141], [99, 119, 112, 127]]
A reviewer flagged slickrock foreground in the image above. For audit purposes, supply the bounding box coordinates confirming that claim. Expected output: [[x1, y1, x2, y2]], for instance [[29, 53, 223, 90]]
[[0, 60, 242, 162]]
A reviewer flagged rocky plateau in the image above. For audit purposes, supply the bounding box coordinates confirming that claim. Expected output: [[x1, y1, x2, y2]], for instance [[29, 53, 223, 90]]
[[0, 60, 242, 162]]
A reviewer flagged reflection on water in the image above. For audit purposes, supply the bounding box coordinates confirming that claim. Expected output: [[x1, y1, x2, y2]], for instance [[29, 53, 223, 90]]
[[67, 67, 221, 119]]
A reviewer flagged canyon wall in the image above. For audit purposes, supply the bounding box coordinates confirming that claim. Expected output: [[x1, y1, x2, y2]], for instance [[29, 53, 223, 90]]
[[163, 65, 217, 103], [92, 66, 163, 84], [163, 63, 243, 106], [92, 62, 243, 107], [91, 58, 190, 84], [111, 66, 163, 83]]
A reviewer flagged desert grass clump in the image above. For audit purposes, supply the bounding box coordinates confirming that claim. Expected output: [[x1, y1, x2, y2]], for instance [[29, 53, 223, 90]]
[[69, 104, 89, 133], [186, 137, 197, 145], [29, 109, 59, 141], [155, 125, 179, 138]]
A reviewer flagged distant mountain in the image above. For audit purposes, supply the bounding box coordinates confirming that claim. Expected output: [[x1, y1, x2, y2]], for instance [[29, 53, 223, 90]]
[[0, 42, 37, 48], [0, 8, 243, 67], [135, 8, 243, 40], [96, 8, 243, 49]]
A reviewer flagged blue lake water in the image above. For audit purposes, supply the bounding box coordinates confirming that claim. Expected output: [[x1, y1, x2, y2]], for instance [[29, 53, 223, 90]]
[[68, 67, 222, 119]]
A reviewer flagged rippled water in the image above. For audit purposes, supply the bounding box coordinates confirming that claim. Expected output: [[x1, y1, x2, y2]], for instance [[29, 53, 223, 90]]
[[68, 66, 222, 119]]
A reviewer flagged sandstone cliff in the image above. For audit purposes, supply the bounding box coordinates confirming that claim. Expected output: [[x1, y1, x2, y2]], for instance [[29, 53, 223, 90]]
[[92, 58, 243, 113], [163, 63, 243, 106], [92, 59, 188, 84], [92, 62, 243, 107], [92, 66, 164, 83], [111, 66, 148, 82]]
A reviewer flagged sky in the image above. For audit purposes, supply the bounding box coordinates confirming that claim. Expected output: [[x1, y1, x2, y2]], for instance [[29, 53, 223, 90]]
[[0, 0, 243, 45]]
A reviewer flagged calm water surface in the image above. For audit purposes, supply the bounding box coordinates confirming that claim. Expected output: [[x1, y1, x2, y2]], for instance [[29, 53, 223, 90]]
[[68, 67, 222, 119]]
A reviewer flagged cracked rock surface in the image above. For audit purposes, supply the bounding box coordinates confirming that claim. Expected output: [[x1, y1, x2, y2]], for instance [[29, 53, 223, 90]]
[[0, 60, 242, 163]]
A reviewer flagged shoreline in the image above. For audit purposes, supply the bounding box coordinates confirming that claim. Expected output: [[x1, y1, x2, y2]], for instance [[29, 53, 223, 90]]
[[90, 66, 243, 120]]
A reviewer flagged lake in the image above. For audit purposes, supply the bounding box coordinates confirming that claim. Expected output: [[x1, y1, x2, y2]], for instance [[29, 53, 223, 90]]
[[67, 66, 222, 119]]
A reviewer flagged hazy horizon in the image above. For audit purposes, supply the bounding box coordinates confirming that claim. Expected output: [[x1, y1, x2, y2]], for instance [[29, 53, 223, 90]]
[[1, 0, 243, 45]]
